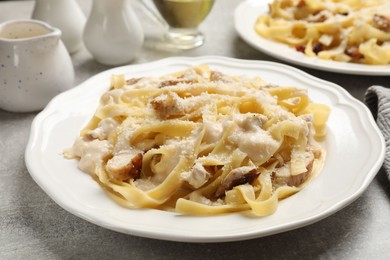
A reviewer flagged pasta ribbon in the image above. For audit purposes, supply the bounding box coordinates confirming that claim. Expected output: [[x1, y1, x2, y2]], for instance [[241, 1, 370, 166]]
[[255, 0, 390, 65], [65, 66, 330, 216]]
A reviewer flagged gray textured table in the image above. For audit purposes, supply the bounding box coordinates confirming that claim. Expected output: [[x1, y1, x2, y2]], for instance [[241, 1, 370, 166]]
[[1, 0, 389, 259]]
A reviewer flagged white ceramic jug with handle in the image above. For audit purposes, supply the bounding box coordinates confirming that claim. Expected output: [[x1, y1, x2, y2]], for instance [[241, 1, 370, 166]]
[[32, 0, 86, 54], [0, 20, 74, 112], [83, 0, 144, 66]]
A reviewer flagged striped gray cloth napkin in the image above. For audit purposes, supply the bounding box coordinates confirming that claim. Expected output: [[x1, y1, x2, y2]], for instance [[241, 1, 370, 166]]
[[365, 85, 390, 181]]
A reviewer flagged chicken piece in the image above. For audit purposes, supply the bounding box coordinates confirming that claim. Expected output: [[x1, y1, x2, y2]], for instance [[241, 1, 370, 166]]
[[209, 70, 234, 83], [159, 79, 194, 88], [126, 77, 142, 85], [106, 152, 142, 181], [312, 43, 324, 54], [295, 45, 306, 53], [373, 14, 390, 32], [150, 92, 186, 118], [214, 166, 258, 198], [345, 46, 364, 59], [272, 156, 314, 188]]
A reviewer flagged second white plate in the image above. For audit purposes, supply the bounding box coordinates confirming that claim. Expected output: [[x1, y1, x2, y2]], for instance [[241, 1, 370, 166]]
[[25, 56, 385, 242], [234, 0, 390, 75]]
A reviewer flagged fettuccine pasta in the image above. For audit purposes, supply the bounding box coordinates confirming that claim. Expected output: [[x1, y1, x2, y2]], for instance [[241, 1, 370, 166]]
[[64, 66, 330, 216], [255, 0, 390, 65]]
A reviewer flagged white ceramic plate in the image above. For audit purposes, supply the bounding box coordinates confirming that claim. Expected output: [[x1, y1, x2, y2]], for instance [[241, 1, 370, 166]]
[[25, 56, 385, 242], [235, 0, 390, 75]]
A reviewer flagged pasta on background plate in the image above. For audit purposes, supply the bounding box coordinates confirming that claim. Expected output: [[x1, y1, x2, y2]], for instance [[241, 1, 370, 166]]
[[255, 0, 390, 65], [64, 66, 330, 216]]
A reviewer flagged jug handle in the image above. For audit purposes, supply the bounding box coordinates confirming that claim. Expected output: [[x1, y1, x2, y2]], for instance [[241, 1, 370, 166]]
[[139, 0, 169, 29]]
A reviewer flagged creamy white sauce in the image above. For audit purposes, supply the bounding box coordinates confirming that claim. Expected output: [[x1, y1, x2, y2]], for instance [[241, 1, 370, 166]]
[[70, 137, 112, 174], [87, 117, 119, 140], [227, 113, 279, 162], [203, 119, 223, 144], [181, 162, 210, 189]]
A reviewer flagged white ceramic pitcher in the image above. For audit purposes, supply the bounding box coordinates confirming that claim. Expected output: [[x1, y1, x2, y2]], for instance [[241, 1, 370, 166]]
[[32, 0, 86, 54], [0, 20, 74, 112], [83, 0, 144, 66]]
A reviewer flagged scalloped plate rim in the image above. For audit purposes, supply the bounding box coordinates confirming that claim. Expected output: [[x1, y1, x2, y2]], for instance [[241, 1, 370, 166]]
[[234, 0, 390, 76], [25, 56, 385, 242]]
